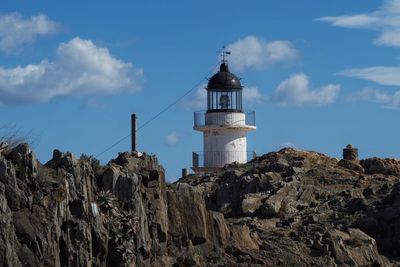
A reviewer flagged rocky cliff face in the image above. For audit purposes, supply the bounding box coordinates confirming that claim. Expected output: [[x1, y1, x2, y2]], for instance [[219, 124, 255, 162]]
[[1, 144, 400, 266]]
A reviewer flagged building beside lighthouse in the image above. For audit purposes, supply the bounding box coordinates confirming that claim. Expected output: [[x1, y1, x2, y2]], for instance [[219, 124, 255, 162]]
[[192, 54, 256, 171]]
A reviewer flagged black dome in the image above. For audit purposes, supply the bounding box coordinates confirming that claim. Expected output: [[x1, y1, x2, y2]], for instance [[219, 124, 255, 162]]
[[207, 63, 242, 90]]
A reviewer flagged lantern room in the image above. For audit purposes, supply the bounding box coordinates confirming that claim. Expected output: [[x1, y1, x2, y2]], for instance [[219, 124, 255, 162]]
[[206, 62, 243, 112]]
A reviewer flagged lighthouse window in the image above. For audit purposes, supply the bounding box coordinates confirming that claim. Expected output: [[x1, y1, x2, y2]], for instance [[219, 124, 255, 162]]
[[231, 92, 237, 110], [210, 92, 212, 110], [206, 89, 243, 112], [219, 94, 230, 109], [207, 90, 242, 111]]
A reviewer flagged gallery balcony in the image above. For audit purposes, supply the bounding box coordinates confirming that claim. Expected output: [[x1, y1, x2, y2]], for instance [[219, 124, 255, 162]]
[[193, 110, 256, 132]]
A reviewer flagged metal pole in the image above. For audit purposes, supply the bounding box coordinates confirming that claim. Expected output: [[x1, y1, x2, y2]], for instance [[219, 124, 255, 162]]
[[131, 113, 137, 152], [182, 168, 188, 178]]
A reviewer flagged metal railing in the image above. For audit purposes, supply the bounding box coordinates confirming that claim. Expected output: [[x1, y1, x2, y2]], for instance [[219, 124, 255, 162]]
[[192, 151, 256, 168], [194, 110, 255, 128]]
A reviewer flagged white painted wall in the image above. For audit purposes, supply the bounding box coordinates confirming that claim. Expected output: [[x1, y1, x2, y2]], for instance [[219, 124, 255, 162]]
[[193, 111, 255, 168], [205, 112, 246, 126], [203, 129, 248, 167]]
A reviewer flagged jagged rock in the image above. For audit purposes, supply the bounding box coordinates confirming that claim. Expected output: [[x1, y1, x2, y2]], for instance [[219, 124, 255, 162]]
[[0, 182, 21, 267], [326, 228, 391, 266], [360, 157, 400, 176], [338, 159, 365, 173], [229, 224, 259, 251], [8, 144, 38, 181], [240, 193, 266, 216], [100, 165, 120, 192], [167, 183, 229, 248], [0, 158, 16, 186], [1, 146, 400, 266], [0, 157, 22, 211]]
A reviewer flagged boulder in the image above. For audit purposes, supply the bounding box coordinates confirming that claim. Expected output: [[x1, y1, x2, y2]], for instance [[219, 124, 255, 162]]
[[338, 159, 365, 173], [167, 183, 229, 248], [360, 158, 400, 176], [240, 193, 266, 216], [229, 224, 259, 251], [327, 228, 391, 266]]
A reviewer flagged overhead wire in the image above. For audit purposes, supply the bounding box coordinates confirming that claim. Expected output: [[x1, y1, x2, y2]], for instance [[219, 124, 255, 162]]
[[94, 63, 219, 159]]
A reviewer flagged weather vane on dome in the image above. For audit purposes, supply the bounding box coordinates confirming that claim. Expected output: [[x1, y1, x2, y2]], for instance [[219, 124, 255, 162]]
[[218, 45, 231, 64]]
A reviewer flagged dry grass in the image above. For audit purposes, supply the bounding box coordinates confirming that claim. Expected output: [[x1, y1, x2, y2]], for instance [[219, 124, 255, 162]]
[[0, 124, 31, 151]]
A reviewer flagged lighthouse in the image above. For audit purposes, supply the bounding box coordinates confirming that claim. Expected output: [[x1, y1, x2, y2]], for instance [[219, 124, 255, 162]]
[[193, 50, 256, 170]]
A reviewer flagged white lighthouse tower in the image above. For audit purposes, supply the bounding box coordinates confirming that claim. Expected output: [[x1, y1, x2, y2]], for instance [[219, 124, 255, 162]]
[[193, 51, 256, 171]]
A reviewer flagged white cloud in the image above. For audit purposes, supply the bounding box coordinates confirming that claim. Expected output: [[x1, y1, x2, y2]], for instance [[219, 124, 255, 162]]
[[183, 84, 207, 110], [183, 84, 264, 110], [165, 132, 178, 146], [0, 13, 59, 53], [319, 1, 400, 88], [339, 66, 400, 86], [243, 86, 264, 104], [272, 73, 340, 107], [349, 87, 400, 108], [317, 14, 380, 28], [0, 37, 143, 105], [226, 36, 298, 71], [317, 0, 400, 47]]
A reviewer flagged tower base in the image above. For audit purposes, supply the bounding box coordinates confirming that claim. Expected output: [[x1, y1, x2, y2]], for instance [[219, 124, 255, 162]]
[[191, 166, 221, 174]]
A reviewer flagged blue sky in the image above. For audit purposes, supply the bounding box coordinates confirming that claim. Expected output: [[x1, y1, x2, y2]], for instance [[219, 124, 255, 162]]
[[1, 0, 400, 181]]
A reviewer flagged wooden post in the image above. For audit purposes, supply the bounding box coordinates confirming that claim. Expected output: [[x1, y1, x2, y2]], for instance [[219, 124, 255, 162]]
[[131, 113, 137, 152]]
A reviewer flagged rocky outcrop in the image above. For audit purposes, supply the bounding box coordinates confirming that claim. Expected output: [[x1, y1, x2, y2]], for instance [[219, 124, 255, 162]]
[[1, 145, 400, 266], [360, 157, 400, 176], [180, 148, 400, 266]]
